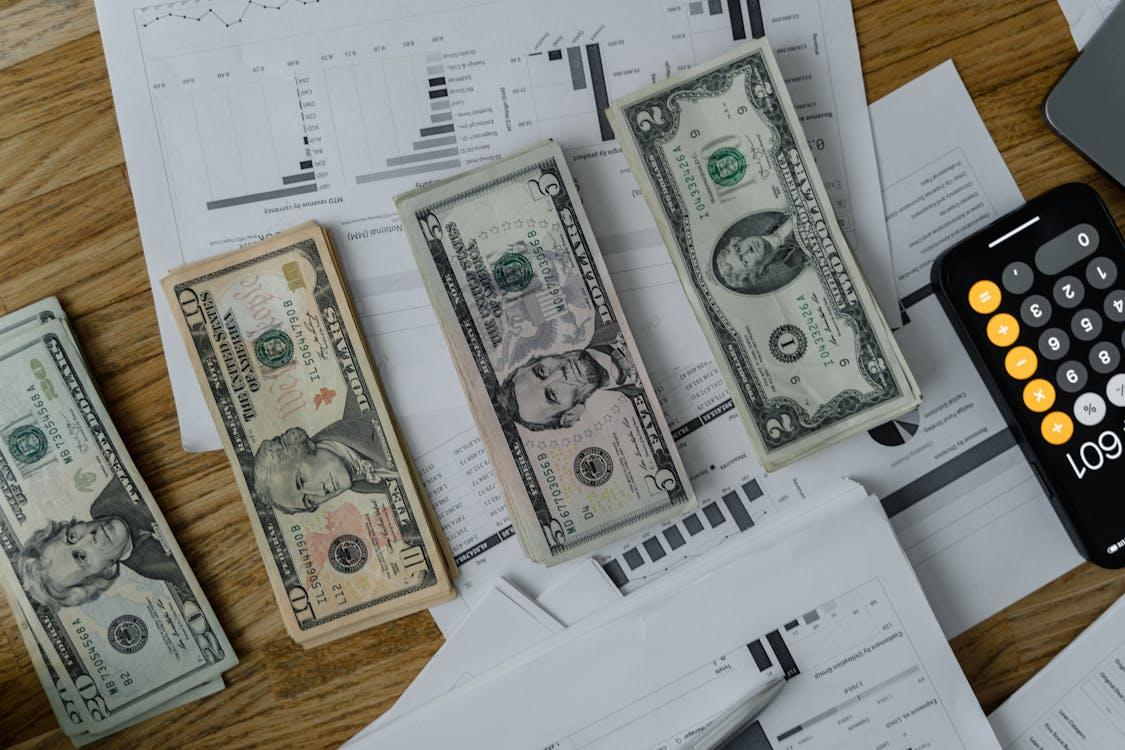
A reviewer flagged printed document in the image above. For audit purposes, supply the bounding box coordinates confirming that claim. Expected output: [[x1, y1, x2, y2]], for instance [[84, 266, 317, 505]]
[[990, 595, 1125, 749], [93, 0, 896, 454], [347, 563, 620, 745], [351, 483, 1001, 749]]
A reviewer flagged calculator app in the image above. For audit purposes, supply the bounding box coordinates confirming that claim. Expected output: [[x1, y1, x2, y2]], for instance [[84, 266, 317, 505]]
[[935, 184, 1125, 568]]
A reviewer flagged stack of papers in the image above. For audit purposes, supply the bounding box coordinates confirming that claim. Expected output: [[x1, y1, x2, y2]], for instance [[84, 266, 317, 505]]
[[349, 482, 1000, 748]]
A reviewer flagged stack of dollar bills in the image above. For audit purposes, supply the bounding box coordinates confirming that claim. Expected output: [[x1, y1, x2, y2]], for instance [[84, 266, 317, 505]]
[[397, 141, 697, 566], [163, 223, 455, 647], [0, 298, 237, 746], [608, 39, 920, 470]]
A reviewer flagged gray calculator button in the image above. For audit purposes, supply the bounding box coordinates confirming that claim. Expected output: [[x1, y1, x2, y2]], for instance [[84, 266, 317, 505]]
[[1058, 361, 1088, 393], [1087, 257, 1118, 289], [1074, 392, 1107, 426], [1039, 328, 1070, 360], [1071, 309, 1103, 341], [1053, 276, 1085, 308], [1107, 290, 1125, 322], [1035, 223, 1099, 275], [1020, 295, 1052, 327], [1107, 373, 1125, 407], [1002, 262, 1034, 294], [1090, 342, 1121, 374]]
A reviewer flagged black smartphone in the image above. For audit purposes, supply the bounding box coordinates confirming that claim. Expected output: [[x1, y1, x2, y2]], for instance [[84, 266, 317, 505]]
[[932, 183, 1125, 568]]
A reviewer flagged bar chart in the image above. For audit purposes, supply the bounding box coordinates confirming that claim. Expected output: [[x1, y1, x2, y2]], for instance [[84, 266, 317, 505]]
[[553, 579, 942, 750], [526, 42, 614, 145], [155, 73, 327, 220], [343, 53, 464, 186], [600, 477, 768, 591]]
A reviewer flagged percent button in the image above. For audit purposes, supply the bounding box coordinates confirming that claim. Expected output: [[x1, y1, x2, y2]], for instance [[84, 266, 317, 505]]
[[1075, 393, 1107, 427]]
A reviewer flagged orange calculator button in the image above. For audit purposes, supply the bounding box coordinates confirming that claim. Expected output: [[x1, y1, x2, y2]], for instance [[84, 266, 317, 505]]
[[986, 313, 1020, 347], [1005, 346, 1038, 380], [1041, 411, 1074, 445], [969, 280, 1002, 314], [1023, 379, 1056, 413]]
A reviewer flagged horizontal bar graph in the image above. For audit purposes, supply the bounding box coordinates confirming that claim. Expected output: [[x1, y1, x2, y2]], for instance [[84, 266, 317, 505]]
[[356, 158, 462, 184], [386, 147, 459, 166], [419, 123, 454, 137], [203, 74, 322, 211], [206, 182, 317, 210], [353, 51, 461, 185], [414, 134, 457, 149]]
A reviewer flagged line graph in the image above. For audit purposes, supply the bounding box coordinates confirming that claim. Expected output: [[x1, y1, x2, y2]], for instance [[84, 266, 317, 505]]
[[139, 0, 321, 29]]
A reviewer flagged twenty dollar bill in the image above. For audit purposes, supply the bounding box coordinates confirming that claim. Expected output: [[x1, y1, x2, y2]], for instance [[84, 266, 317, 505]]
[[608, 40, 920, 470], [0, 313, 236, 739], [397, 141, 696, 565], [163, 224, 453, 645]]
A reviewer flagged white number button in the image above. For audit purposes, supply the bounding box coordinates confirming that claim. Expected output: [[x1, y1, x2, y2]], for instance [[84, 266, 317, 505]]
[[1106, 290, 1125, 322], [1053, 275, 1085, 308], [1108, 373, 1125, 407], [1075, 392, 1107, 426]]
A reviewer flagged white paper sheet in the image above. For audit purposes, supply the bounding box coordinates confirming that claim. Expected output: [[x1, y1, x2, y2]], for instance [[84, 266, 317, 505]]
[[347, 562, 620, 745], [348, 578, 561, 744], [1058, 0, 1120, 49], [433, 60, 1081, 640], [990, 595, 1125, 749], [534, 558, 622, 627], [352, 483, 1001, 749]]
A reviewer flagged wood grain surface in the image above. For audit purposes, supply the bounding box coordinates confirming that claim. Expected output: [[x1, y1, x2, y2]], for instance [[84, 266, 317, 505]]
[[2, 0, 1123, 747]]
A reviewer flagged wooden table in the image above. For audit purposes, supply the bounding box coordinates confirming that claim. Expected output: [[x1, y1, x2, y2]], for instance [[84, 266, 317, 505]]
[[1, 0, 1123, 746]]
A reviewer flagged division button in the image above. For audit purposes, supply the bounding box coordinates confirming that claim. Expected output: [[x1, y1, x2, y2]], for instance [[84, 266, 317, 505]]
[[1090, 342, 1121, 374], [1074, 392, 1107, 426], [1105, 290, 1125, 322], [969, 280, 1002, 314], [1053, 275, 1085, 308], [1005, 346, 1038, 380], [1087, 257, 1118, 289], [1041, 411, 1075, 445], [1107, 373, 1125, 407], [1003, 261, 1035, 294], [1038, 328, 1070, 360], [1023, 378, 1056, 413], [1057, 361, 1088, 393], [1020, 295, 1052, 327], [987, 313, 1020, 347], [1071, 309, 1102, 341]]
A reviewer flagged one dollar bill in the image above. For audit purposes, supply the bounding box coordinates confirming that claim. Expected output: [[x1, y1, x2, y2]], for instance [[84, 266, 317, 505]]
[[397, 141, 696, 565], [0, 313, 237, 738], [163, 223, 453, 645], [608, 40, 920, 470]]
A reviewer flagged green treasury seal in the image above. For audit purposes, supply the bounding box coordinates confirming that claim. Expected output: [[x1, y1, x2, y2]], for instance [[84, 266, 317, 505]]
[[493, 251, 535, 293], [707, 147, 747, 187], [254, 329, 294, 369], [8, 424, 48, 464]]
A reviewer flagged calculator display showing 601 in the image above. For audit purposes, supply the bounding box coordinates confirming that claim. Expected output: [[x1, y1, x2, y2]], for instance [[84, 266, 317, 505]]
[[1066, 427, 1125, 478]]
